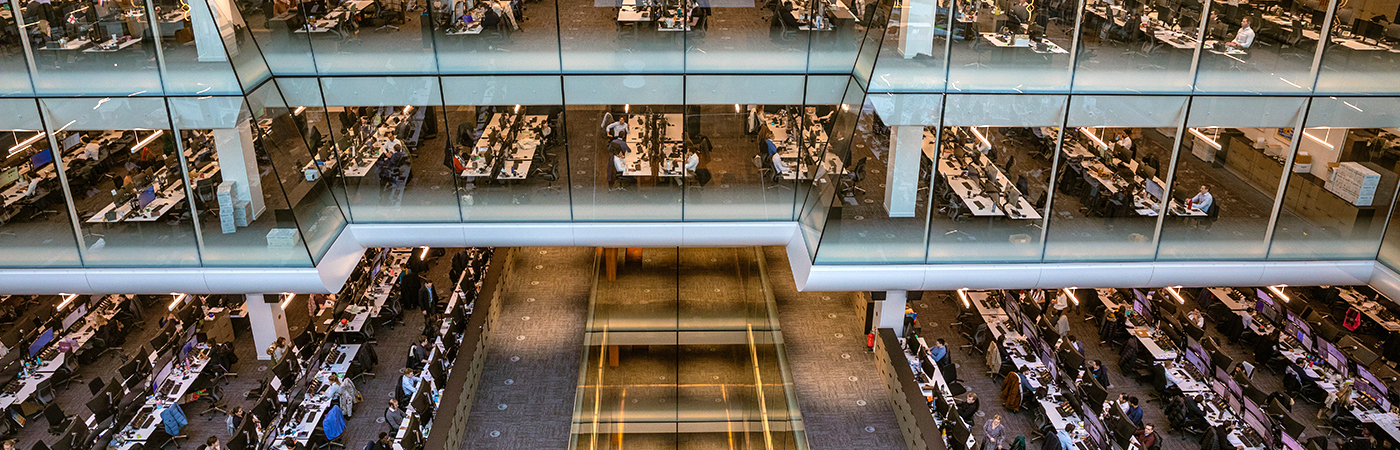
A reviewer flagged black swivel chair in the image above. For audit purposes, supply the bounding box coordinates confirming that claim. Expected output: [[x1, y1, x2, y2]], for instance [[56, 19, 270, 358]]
[[839, 157, 868, 197], [44, 403, 75, 435]]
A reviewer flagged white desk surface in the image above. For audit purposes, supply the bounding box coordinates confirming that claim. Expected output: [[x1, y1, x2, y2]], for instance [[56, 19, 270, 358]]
[[931, 135, 1041, 219], [112, 353, 212, 450]]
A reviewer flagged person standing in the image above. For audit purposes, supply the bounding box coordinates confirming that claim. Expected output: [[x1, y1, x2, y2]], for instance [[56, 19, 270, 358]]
[[981, 414, 1007, 450]]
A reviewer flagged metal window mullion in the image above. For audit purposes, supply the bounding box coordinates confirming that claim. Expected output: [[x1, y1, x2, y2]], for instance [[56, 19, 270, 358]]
[[10, 0, 39, 95], [1150, 99, 1193, 260], [34, 99, 92, 266], [1187, 0, 1215, 92], [144, 0, 173, 96], [1036, 100, 1070, 261], [162, 99, 208, 265], [1261, 97, 1312, 258]]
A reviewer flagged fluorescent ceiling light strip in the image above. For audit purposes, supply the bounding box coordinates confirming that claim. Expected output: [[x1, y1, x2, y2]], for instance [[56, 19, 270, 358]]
[[8, 132, 46, 156], [1188, 128, 1221, 150]]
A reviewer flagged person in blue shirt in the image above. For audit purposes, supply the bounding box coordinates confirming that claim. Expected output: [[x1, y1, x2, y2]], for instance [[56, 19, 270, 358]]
[[1056, 423, 1076, 450], [928, 339, 948, 365], [401, 368, 422, 398], [1126, 396, 1144, 428]]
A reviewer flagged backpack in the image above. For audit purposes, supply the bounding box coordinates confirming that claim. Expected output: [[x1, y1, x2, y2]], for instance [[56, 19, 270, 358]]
[[1011, 435, 1026, 450]]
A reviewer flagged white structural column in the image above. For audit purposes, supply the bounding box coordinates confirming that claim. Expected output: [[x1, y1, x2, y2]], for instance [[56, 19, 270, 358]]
[[885, 126, 922, 217], [212, 120, 266, 220], [878, 290, 910, 336], [246, 294, 292, 360], [897, 0, 935, 58], [189, 0, 239, 61]]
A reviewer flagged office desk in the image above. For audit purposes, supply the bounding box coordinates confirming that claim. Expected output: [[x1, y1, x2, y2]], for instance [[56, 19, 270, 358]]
[[1205, 288, 1251, 311], [1338, 288, 1400, 332], [980, 33, 1069, 54], [86, 181, 187, 223], [906, 337, 976, 450], [82, 36, 143, 53], [625, 114, 683, 145], [617, 6, 651, 22], [0, 354, 66, 413], [37, 38, 93, 51], [1163, 362, 1210, 393], [334, 251, 408, 335], [340, 115, 407, 178], [968, 291, 1008, 319], [931, 133, 1041, 220], [111, 353, 212, 450], [495, 114, 549, 180]]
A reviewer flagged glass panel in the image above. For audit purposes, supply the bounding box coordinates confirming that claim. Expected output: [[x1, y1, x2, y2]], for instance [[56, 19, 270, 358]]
[[681, 0, 814, 73], [556, 0, 682, 72], [320, 76, 459, 222], [442, 76, 570, 221], [245, 83, 347, 262], [151, 0, 243, 95], [926, 94, 1065, 263], [168, 96, 315, 267], [23, 0, 163, 96], [808, 0, 875, 73], [797, 78, 861, 259], [1269, 97, 1400, 260], [1192, 0, 1318, 94], [1156, 96, 1306, 260], [1313, 0, 1398, 93], [431, 0, 560, 73], [813, 92, 935, 264], [1043, 95, 1186, 262], [684, 75, 806, 221], [866, 0, 949, 92], [944, 0, 1075, 91], [1071, 0, 1203, 93], [564, 75, 684, 221], [0, 99, 82, 268], [274, 77, 353, 220], [1, 0, 33, 95], [303, 0, 437, 74], [230, 0, 317, 74], [209, 0, 273, 91], [42, 97, 202, 267]]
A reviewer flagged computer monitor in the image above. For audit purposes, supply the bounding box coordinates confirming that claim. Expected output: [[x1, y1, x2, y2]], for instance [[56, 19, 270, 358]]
[[1289, 313, 1312, 337], [945, 413, 972, 445], [1133, 290, 1154, 324], [0, 167, 18, 189], [1317, 338, 1349, 378], [1081, 407, 1107, 449], [137, 186, 156, 210], [30, 149, 53, 171], [1227, 377, 1243, 399], [398, 416, 421, 450], [1281, 432, 1305, 450], [1242, 407, 1273, 448], [1211, 379, 1227, 399], [1080, 373, 1109, 408], [28, 328, 54, 358], [151, 359, 174, 393], [61, 304, 87, 331], [1137, 164, 1157, 181], [1184, 343, 1209, 374], [1284, 320, 1312, 351], [1227, 393, 1241, 414], [933, 396, 952, 416], [1358, 365, 1389, 396], [1145, 178, 1164, 202]]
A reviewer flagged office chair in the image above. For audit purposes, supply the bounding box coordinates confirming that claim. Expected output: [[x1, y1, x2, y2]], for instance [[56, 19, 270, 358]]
[[44, 404, 75, 435], [533, 160, 563, 194], [89, 378, 107, 396], [839, 157, 868, 198], [35, 378, 57, 404]]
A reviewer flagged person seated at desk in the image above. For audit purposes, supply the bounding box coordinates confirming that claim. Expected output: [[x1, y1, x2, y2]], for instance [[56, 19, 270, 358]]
[[771, 152, 790, 177], [201, 435, 222, 450], [1055, 423, 1076, 450], [1187, 308, 1205, 328], [929, 339, 949, 366], [1004, 0, 1030, 33], [1225, 17, 1254, 49], [1114, 131, 1134, 158], [606, 116, 629, 140], [1133, 423, 1160, 449], [384, 399, 406, 431], [1066, 335, 1085, 356], [370, 432, 393, 450], [1089, 359, 1111, 387], [279, 437, 304, 450], [400, 367, 423, 399], [771, 1, 802, 36], [954, 392, 979, 424], [407, 335, 429, 371], [1125, 396, 1144, 428]]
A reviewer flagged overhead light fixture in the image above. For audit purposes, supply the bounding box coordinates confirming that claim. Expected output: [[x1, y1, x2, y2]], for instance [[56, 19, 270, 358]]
[[293, 106, 306, 115], [734, 104, 741, 113], [957, 288, 970, 309], [969, 126, 992, 151], [1268, 285, 1290, 303], [1063, 288, 1079, 306], [1188, 128, 1221, 150], [168, 293, 187, 311], [403, 105, 414, 114], [1166, 286, 1186, 304], [131, 130, 164, 153], [513, 104, 521, 114], [279, 293, 295, 309], [8, 132, 46, 156], [1303, 131, 1334, 149], [624, 104, 630, 114], [420, 246, 430, 259], [58, 293, 78, 309], [1078, 127, 1107, 150]]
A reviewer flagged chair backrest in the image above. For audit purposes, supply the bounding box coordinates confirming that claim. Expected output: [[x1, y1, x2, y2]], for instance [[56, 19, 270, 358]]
[[1387, 23, 1400, 39], [90, 377, 106, 395], [1337, 7, 1354, 25], [851, 157, 868, 181]]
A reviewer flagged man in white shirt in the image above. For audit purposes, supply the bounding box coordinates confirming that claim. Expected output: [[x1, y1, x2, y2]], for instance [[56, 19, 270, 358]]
[[1190, 185, 1213, 213], [685, 152, 699, 173], [771, 152, 789, 176], [606, 116, 629, 140], [382, 132, 404, 156], [1227, 17, 1254, 48], [1115, 131, 1133, 153]]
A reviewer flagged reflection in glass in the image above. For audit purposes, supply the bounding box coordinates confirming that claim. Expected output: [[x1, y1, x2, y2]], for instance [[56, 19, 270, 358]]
[[1192, 0, 1317, 93], [945, 0, 1075, 91], [45, 98, 201, 266], [1157, 97, 1305, 260], [432, 0, 561, 73], [0, 99, 82, 267], [1, 3, 33, 95], [1269, 97, 1400, 260], [151, 0, 243, 95], [1313, 0, 1399, 93], [813, 94, 930, 263], [1071, 0, 1202, 93], [230, 0, 317, 74], [23, 0, 162, 95], [867, 0, 948, 91], [556, 0, 683, 72]]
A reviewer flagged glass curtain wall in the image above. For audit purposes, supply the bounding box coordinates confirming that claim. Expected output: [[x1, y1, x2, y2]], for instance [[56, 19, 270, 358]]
[[1313, 0, 1398, 94], [19, 0, 163, 96], [320, 76, 458, 222], [812, 92, 936, 263], [231, 0, 317, 74], [683, 75, 805, 221], [1269, 96, 1400, 260], [1191, 0, 1323, 94], [442, 75, 571, 222], [42, 97, 201, 267], [1043, 95, 1186, 262], [150, 0, 243, 95], [944, 0, 1076, 91], [275, 77, 354, 220], [796, 78, 862, 258], [1156, 96, 1305, 260], [866, 0, 949, 91], [1070, 0, 1203, 93], [564, 75, 685, 221], [925, 94, 1064, 263], [432, 0, 560, 73], [0, 99, 82, 267], [1, 1, 32, 95]]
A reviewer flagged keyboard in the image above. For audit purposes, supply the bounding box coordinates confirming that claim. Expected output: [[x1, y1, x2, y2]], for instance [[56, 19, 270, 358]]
[[1358, 394, 1381, 412], [1239, 427, 1264, 448], [335, 353, 347, 364], [2, 382, 21, 395]]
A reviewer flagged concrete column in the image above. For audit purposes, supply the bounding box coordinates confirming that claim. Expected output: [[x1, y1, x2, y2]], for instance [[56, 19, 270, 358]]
[[879, 290, 910, 336], [885, 126, 922, 217], [212, 119, 266, 219], [897, 0, 936, 58], [246, 294, 291, 360]]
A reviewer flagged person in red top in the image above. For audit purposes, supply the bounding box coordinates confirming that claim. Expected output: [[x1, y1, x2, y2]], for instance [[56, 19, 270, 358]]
[[1133, 423, 1161, 449]]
